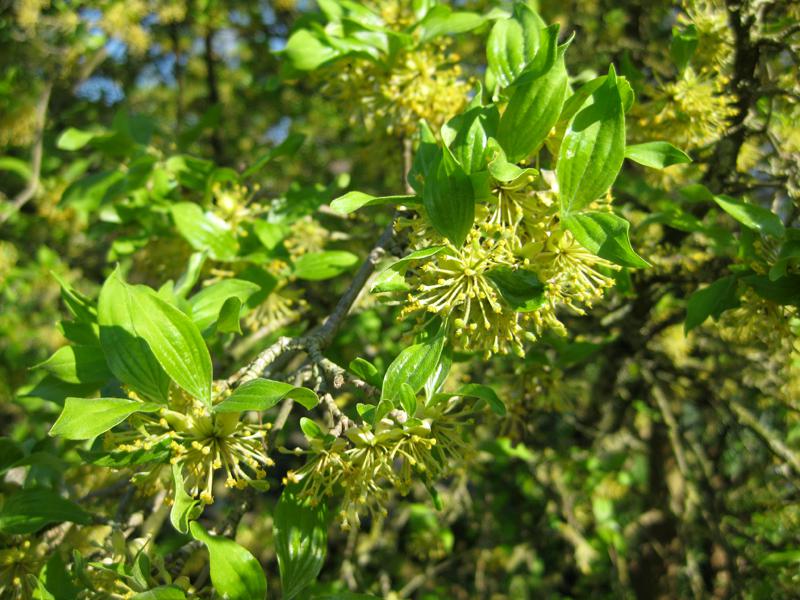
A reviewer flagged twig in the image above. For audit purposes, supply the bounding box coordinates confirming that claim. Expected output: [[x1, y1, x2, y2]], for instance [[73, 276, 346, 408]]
[[728, 398, 800, 476], [1, 82, 52, 225]]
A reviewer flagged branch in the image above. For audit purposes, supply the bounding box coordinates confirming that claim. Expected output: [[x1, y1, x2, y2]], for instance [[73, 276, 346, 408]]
[[0, 82, 52, 225], [728, 398, 800, 476]]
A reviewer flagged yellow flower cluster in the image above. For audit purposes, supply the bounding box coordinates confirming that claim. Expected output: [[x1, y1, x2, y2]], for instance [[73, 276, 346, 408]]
[[637, 68, 737, 150], [285, 215, 330, 260], [364, 0, 418, 30], [0, 537, 46, 600], [400, 171, 617, 357], [106, 387, 273, 504], [284, 402, 470, 530], [717, 291, 800, 405], [323, 42, 471, 138], [679, 0, 733, 72], [100, 0, 150, 57]]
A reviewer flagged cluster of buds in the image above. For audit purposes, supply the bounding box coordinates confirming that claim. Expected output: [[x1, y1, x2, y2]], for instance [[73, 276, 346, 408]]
[[283, 398, 471, 530], [400, 171, 617, 357], [106, 387, 272, 504]]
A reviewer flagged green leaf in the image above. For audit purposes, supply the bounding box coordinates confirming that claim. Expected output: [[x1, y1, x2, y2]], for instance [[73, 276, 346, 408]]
[[760, 550, 800, 567], [170, 464, 202, 534], [294, 251, 359, 281], [0, 155, 33, 180], [0, 488, 92, 534], [625, 142, 691, 169], [243, 133, 306, 178], [330, 191, 417, 214], [313, 595, 381, 600], [214, 378, 319, 413], [382, 331, 446, 403], [399, 383, 418, 416], [417, 6, 486, 43], [49, 397, 160, 440], [131, 587, 187, 600], [188, 279, 260, 331], [121, 281, 213, 406], [485, 267, 546, 311], [684, 275, 740, 332], [348, 357, 380, 386], [0, 438, 24, 473], [713, 195, 785, 239], [283, 29, 341, 70], [371, 245, 447, 293], [274, 486, 329, 600], [216, 297, 244, 334], [442, 102, 499, 174], [670, 24, 698, 72], [299, 417, 324, 440], [486, 2, 546, 88], [742, 274, 800, 306], [56, 128, 98, 151], [98, 271, 172, 403], [52, 272, 96, 323], [171, 202, 240, 261], [35, 345, 111, 384], [486, 140, 538, 184], [423, 147, 475, 246], [456, 383, 506, 416], [497, 26, 567, 162], [190, 522, 267, 600], [408, 121, 439, 193], [558, 66, 626, 215], [563, 212, 649, 269]]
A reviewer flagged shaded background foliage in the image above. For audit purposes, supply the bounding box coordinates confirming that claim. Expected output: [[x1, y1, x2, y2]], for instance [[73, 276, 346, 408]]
[[1, 0, 799, 599]]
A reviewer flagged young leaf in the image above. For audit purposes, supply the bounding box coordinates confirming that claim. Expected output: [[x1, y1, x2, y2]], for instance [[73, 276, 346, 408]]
[[56, 128, 98, 151], [189, 522, 267, 600], [293, 251, 359, 281], [423, 147, 475, 246], [216, 297, 244, 334], [713, 195, 785, 239], [456, 383, 506, 416], [283, 29, 341, 71], [131, 587, 187, 600], [188, 279, 260, 331], [49, 397, 160, 440], [442, 103, 499, 174], [213, 378, 319, 413], [170, 464, 201, 534], [126, 283, 214, 406], [35, 345, 111, 384], [486, 3, 546, 88], [382, 331, 446, 403], [408, 120, 439, 194], [274, 486, 329, 600], [330, 191, 417, 214], [171, 202, 239, 262], [417, 6, 486, 43], [0, 488, 92, 534], [399, 383, 418, 416], [625, 142, 691, 169], [371, 245, 447, 293], [98, 271, 171, 403], [299, 417, 324, 440], [562, 212, 649, 269], [558, 66, 625, 215], [485, 267, 546, 311], [670, 24, 698, 72], [496, 26, 567, 162], [684, 275, 740, 332]]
